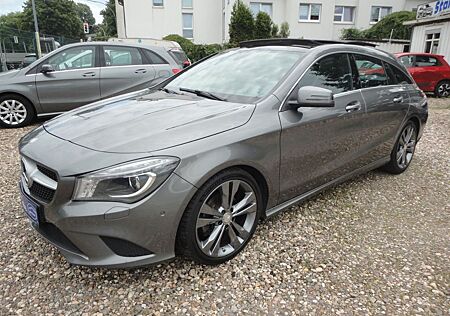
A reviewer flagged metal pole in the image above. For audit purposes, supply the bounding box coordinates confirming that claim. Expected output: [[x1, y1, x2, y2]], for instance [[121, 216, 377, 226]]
[[31, 0, 42, 58], [0, 40, 7, 72]]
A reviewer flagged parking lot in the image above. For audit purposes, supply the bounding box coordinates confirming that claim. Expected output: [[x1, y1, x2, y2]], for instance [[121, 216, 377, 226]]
[[0, 98, 448, 315]]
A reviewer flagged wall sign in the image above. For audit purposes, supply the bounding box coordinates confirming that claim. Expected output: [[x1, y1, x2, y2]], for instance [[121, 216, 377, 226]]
[[417, 1, 450, 20]]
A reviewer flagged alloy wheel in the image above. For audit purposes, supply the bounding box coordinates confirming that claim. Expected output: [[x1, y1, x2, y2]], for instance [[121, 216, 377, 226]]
[[195, 180, 257, 258], [396, 125, 416, 169], [0, 99, 28, 126], [438, 83, 450, 97]]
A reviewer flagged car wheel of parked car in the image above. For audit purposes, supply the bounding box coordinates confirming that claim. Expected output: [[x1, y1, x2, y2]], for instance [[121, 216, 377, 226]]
[[177, 168, 263, 265], [382, 121, 418, 174], [0, 94, 35, 128], [435, 80, 450, 98]]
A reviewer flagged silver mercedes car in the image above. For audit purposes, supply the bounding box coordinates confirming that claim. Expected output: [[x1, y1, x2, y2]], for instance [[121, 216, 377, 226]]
[[0, 42, 181, 128], [18, 39, 428, 268]]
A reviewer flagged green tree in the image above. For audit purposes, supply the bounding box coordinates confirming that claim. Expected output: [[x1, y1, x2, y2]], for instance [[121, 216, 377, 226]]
[[364, 11, 416, 40], [271, 23, 279, 38], [254, 11, 272, 39], [76, 3, 95, 26], [229, 0, 254, 44], [279, 22, 290, 38], [100, 0, 117, 37], [0, 12, 23, 32], [20, 0, 84, 39]]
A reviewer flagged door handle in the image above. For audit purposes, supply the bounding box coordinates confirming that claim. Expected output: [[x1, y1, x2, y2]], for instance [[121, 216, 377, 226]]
[[393, 96, 403, 103], [82, 72, 96, 77], [135, 69, 147, 74], [345, 102, 361, 112]]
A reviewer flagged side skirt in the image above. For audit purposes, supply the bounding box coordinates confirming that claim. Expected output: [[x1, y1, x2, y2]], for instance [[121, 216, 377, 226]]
[[265, 157, 390, 218]]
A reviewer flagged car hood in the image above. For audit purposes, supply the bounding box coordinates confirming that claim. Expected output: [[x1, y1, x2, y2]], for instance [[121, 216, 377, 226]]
[[44, 91, 255, 154]]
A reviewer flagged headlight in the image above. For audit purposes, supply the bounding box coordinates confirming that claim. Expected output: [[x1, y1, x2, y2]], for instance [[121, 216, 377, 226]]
[[73, 157, 179, 203]]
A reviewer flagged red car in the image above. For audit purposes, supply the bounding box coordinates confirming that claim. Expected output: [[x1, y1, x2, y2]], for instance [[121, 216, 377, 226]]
[[395, 53, 450, 98]]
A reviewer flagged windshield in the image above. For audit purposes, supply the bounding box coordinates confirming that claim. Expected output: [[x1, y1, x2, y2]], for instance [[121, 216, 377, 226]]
[[166, 49, 304, 103]]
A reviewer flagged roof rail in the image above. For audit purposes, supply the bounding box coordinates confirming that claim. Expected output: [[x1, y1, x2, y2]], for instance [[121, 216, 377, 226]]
[[239, 38, 377, 49]]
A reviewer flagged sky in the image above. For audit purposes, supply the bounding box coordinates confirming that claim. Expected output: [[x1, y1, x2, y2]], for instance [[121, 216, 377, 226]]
[[0, 0, 106, 24]]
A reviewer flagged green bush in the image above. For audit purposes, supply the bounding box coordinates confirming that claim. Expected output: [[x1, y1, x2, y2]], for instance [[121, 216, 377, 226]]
[[255, 12, 272, 39], [341, 28, 366, 40], [279, 22, 290, 38], [163, 34, 224, 62], [341, 11, 416, 40], [364, 11, 416, 40]]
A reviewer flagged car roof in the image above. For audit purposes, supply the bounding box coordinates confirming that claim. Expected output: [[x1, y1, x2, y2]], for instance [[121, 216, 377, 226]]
[[395, 52, 444, 58]]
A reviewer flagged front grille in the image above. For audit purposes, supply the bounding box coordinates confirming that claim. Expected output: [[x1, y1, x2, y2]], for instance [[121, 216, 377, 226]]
[[101, 236, 153, 257], [37, 165, 58, 181], [30, 182, 55, 203]]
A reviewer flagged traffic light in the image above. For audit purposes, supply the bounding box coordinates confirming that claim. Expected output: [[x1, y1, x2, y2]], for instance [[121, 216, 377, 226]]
[[83, 22, 89, 34]]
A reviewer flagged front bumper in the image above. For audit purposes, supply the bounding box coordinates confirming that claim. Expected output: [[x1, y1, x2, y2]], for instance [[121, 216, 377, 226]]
[[20, 172, 196, 268]]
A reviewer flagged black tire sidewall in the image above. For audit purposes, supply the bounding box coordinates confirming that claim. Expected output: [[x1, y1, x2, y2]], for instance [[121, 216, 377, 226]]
[[391, 122, 417, 173], [0, 94, 35, 128], [435, 81, 450, 98], [178, 169, 263, 265]]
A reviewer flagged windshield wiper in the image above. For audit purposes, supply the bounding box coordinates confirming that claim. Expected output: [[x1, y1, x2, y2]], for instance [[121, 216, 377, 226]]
[[179, 87, 225, 101], [160, 87, 182, 95]]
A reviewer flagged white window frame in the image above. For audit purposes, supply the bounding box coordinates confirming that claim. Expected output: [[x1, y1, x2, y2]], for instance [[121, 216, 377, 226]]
[[182, 13, 194, 39], [370, 6, 392, 24], [299, 3, 322, 23], [182, 0, 193, 9], [425, 32, 440, 54], [153, 0, 164, 7], [250, 2, 273, 18], [334, 6, 355, 24]]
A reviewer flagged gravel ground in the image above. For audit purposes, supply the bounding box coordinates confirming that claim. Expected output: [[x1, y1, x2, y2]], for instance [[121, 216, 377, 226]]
[[0, 99, 449, 315]]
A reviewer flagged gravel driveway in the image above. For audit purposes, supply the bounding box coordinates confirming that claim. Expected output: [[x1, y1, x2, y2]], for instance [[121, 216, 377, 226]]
[[1, 99, 449, 315]]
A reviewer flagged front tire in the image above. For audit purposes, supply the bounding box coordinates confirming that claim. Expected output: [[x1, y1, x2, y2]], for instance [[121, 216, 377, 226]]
[[382, 121, 418, 174], [0, 94, 35, 128], [435, 80, 450, 98], [176, 168, 263, 265]]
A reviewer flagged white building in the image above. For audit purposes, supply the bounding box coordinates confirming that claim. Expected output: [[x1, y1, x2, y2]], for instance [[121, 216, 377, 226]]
[[115, 0, 424, 44], [406, 1, 450, 59]]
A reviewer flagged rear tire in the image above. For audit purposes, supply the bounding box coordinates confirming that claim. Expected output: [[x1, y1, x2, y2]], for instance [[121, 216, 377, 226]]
[[434, 80, 450, 98], [0, 94, 35, 128], [382, 121, 418, 174], [176, 168, 263, 265]]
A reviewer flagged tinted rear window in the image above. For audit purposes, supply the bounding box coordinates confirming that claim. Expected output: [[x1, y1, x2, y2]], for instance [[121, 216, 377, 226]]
[[169, 50, 188, 65]]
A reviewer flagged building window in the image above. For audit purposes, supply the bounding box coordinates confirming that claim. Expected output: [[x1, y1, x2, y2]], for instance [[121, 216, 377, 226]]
[[299, 4, 321, 22], [250, 2, 273, 18], [182, 0, 193, 9], [370, 6, 392, 23], [153, 0, 163, 7], [182, 13, 193, 39], [334, 6, 354, 23], [425, 32, 440, 54]]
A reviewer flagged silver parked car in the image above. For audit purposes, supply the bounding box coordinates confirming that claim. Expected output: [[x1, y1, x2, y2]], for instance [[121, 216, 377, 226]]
[[0, 42, 181, 128], [18, 40, 428, 268]]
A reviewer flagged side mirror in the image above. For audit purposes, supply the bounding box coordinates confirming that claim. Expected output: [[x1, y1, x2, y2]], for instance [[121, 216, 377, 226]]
[[40, 64, 55, 74], [289, 86, 335, 109]]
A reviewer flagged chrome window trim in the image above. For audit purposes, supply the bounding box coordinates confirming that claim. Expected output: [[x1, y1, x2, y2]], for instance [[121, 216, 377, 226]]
[[27, 67, 101, 77]]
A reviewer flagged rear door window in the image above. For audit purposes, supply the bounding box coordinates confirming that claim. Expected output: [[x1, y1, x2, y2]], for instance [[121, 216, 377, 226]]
[[415, 55, 440, 67], [103, 46, 143, 66], [390, 64, 413, 84], [353, 54, 389, 88], [299, 53, 353, 94], [143, 49, 168, 64], [399, 55, 414, 68]]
